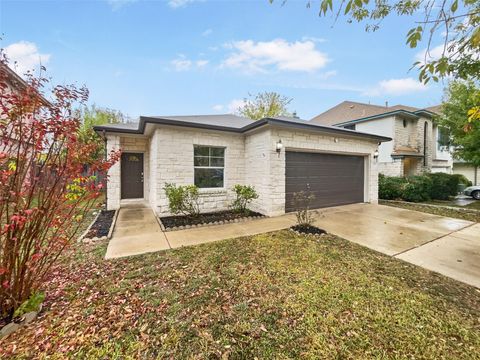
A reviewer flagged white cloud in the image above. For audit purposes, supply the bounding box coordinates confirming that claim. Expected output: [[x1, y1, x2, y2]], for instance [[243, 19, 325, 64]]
[[365, 78, 428, 96], [170, 55, 208, 71], [301, 36, 327, 43], [320, 70, 337, 79], [106, 0, 138, 10], [4, 41, 51, 75], [414, 41, 478, 65], [222, 39, 329, 73], [212, 99, 245, 113], [171, 56, 192, 71], [168, 0, 202, 8], [415, 44, 448, 64], [202, 29, 213, 37], [227, 99, 245, 113], [196, 60, 209, 67]]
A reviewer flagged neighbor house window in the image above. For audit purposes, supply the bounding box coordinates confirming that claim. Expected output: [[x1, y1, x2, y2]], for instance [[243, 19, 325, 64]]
[[437, 127, 450, 150], [194, 146, 225, 188]]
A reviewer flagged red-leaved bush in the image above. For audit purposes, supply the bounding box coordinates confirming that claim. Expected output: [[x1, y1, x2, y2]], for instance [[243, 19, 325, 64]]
[[0, 55, 120, 321]]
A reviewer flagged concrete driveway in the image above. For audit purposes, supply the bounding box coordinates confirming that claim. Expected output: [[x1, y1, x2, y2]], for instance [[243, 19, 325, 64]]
[[105, 203, 479, 288], [313, 203, 479, 288]]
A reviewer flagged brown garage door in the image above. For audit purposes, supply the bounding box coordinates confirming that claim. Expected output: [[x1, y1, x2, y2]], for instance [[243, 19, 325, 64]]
[[285, 151, 364, 212]]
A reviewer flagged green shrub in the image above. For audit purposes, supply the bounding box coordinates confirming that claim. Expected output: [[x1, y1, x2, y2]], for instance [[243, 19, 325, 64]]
[[427, 172, 459, 200], [231, 184, 259, 214], [163, 183, 200, 217], [379, 173, 471, 202], [451, 173, 472, 187], [378, 174, 407, 200], [402, 176, 433, 202]]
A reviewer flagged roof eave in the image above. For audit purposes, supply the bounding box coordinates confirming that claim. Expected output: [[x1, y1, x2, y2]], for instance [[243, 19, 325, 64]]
[[334, 110, 420, 127], [264, 118, 391, 143], [94, 116, 391, 143], [414, 109, 438, 118]]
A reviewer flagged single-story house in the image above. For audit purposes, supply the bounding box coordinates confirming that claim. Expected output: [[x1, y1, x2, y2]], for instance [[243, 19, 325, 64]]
[[94, 115, 391, 217]]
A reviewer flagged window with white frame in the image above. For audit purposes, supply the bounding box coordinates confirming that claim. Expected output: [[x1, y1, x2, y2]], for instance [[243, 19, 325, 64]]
[[194, 145, 225, 188], [437, 127, 450, 151]]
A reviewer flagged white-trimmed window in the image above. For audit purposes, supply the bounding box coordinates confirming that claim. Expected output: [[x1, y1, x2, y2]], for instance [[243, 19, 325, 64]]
[[194, 145, 225, 188]]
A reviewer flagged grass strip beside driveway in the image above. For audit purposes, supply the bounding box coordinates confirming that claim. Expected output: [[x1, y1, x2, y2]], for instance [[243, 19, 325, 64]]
[[380, 200, 480, 223]]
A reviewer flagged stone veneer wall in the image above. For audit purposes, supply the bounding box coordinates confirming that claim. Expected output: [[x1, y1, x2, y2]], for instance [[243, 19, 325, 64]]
[[148, 132, 159, 209], [106, 135, 120, 210], [415, 118, 434, 173], [391, 116, 435, 175], [107, 126, 381, 216], [154, 126, 245, 216], [244, 129, 272, 214], [377, 161, 403, 177]]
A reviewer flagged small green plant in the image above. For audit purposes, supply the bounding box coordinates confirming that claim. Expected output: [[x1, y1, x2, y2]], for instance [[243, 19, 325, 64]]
[[292, 186, 317, 226], [13, 291, 45, 318], [231, 184, 259, 214], [163, 183, 200, 217]]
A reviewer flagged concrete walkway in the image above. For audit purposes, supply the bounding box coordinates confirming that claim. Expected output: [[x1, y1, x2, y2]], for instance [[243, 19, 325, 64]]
[[105, 203, 170, 259], [105, 203, 479, 288], [105, 202, 296, 259]]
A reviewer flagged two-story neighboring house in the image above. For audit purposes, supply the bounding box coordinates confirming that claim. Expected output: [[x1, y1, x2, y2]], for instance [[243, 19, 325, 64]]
[[310, 101, 453, 177]]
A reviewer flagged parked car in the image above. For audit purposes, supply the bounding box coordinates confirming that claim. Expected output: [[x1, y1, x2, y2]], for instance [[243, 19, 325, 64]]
[[464, 186, 480, 200]]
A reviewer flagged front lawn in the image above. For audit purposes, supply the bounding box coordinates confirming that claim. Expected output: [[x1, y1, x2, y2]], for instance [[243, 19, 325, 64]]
[[380, 200, 480, 222], [1, 231, 479, 358]]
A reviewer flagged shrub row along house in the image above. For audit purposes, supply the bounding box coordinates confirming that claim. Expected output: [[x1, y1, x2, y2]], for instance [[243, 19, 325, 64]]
[[95, 115, 390, 216], [311, 101, 479, 185]]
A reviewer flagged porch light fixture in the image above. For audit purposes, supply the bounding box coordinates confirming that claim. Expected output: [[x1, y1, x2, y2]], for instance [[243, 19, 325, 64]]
[[373, 149, 379, 159], [276, 139, 283, 153]]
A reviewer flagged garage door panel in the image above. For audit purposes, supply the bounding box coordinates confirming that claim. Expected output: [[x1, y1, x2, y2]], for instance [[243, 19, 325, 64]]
[[285, 152, 365, 212]]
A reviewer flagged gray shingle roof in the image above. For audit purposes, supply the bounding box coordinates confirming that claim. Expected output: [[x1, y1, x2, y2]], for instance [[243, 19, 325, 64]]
[[310, 100, 441, 126], [147, 114, 254, 129], [94, 114, 391, 142]]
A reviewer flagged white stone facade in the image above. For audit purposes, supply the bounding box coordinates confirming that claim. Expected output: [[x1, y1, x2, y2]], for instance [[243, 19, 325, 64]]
[[106, 134, 121, 210], [106, 124, 380, 217], [154, 126, 245, 216]]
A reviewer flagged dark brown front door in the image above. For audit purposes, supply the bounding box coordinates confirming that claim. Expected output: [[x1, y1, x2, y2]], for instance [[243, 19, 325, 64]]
[[285, 151, 364, 212], [121, 153, 144, 199]]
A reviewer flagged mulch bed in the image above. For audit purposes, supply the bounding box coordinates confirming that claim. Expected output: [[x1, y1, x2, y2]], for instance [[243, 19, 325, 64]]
[[290, 224, 326, 236], [84, 210, 115, 238], [160, 210, 264, 229]]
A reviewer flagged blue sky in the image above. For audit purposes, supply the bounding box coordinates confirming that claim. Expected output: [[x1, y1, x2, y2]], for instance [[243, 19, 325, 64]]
[[1, 0, 446, 120]]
